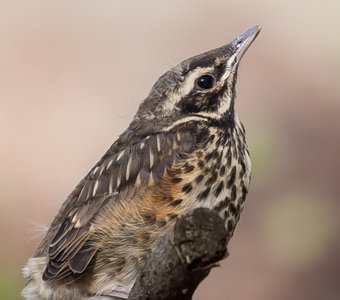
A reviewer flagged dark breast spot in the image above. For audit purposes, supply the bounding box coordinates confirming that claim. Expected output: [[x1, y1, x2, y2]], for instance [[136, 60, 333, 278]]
[[141, 212, 157, 224], [230, 185, 237, 201], [240, 180, 248, 202], [238, 157, 246, 177], [206, 171, 218, 186], [183, 163, 195, 173], [215, 196, 230, 212], [205, 150, 218, 162], [168, 213, 178, 221], [216, 152, 222, 166], [227, 219, 235, 232], [224, 210, 230, 219], [214, 181, 224, 197], [198, 187, 211, 201], [182, 183, 193, 194], [227, 166, 236, 188], [219, 165, 226, 177], [170, 199, 183, 207], [229, 202, 238, 216], [156, 219, 167, 227], [226, 148, 232, 167], [211, 150, 219, 159], [198, 160, 205, 169], [196, 151, 203, 158], [171, 177, 182, 184], [140, 232, 150, 243], [195, 174, 204, 184]]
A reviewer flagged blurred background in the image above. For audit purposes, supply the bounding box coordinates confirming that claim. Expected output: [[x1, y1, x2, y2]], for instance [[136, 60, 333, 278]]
[[1, 0, 339, 299]]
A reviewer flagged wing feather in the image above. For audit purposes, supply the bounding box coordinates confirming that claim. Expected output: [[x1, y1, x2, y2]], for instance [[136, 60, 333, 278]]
[[41, 128, 196, 282], [68, 241, 97, 273]]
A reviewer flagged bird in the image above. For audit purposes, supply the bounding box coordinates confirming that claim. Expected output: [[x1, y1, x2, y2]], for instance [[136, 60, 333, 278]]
[[22, 25, 261, 300]]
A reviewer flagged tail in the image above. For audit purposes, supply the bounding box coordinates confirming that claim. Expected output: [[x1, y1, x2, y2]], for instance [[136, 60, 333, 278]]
[[22, 257, 131, 299], [22, 257, 84, 300]]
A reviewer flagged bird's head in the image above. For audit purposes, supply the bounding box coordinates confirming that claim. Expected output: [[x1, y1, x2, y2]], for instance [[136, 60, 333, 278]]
[[134, 25, 261, 130]]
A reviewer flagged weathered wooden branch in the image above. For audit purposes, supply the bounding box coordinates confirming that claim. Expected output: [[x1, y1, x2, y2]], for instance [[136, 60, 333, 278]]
[[128, 207, 228, 300], [90, 208, 228, 300]]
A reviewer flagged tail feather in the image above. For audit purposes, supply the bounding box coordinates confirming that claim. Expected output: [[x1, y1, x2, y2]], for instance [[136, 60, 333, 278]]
[[22, 257, 132, 300]]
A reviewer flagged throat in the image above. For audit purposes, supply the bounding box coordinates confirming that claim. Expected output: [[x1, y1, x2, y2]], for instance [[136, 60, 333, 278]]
[[192, 110, 235, 129]]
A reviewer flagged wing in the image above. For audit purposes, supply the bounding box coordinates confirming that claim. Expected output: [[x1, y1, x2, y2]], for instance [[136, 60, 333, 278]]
[[41, 127, 196, 282]]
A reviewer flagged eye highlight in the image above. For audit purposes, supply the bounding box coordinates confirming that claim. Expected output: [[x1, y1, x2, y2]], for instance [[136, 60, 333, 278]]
[[196, 74, 215, 90]]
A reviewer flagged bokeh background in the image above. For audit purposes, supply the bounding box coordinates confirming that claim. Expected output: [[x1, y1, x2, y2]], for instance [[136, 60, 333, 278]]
[[1, 1, 339, 299]]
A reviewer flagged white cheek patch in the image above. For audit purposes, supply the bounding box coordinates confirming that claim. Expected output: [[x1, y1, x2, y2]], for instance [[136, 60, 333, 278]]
[[162, 67, 214, 113], [217, 92, 232, 115]]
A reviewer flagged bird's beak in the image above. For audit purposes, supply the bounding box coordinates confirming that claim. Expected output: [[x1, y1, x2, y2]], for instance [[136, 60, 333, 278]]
[[230, 25, 261, 64], [221, 25, 261, 80]]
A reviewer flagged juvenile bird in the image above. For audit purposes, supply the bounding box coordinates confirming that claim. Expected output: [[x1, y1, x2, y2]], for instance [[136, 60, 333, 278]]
[[23, 25, 261, 299]]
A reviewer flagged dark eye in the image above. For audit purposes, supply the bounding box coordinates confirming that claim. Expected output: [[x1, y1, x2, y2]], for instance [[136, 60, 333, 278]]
[[196, 74, 215, 90]]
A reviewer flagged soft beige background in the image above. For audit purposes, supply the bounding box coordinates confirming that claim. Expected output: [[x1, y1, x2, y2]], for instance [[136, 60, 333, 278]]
[[1, 1, 339, 299]]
